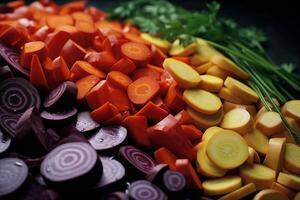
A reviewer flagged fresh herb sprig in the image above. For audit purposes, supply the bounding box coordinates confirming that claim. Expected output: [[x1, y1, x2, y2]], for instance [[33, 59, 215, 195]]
[[109, 0, 300, 142]]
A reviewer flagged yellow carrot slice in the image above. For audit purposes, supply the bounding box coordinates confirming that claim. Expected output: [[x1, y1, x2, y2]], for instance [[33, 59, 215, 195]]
[[255, 111, 285, 136], [163, 58, 201, 88], [284, 143, 300, 175], [211, 55, 249, 80], [239, 164, 276, 190], [195, 38, 223, 63], [183, 89, 222, 114], [224, 76, 259, 103], [257, 97, 280, 110], [218, 183, 256, 200], [198, 74, 223, 92], [187, 107, 224, 130], [263, 138, 286, 174], [253, 189, 289, 200], [206, 65, 234, 81], [281, 100, 300, 123], [202, 176, 242, 196], [246, 147, 261, 165], [272, 117, 299, 144], [218, 87, 252, 105], [206, 130, 249, 169], [220, 108, 254, 135], [202, 126, 223, 141], [271, 182, 296, 200], [140, 33, 171, 53], [195, 62, 214, 74], [169, 39, 197, 57], [277, 172, 300, 191], [244, 129, 269, 155], [223, 101, 257, 117]]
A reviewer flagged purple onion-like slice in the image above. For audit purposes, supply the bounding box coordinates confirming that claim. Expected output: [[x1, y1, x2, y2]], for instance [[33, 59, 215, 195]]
[[91, 157, 125, 190], [0, 78, 40, 115], [0, 129, 11, 154], [0, 113, 19, 137], [145, 164, 169, 182], [0, 65, 13, 81], [40, 142, 102, 189], [128, 180, 167, 200], [89, 126, 127, 151], [43, 81, 77, 109], [75, 111, 100, 133], [163, 170, 186, 192], [119, 145, 156, 175], [105, 192, 128, 200], [0, 158, 28, 198], [40, 107, 78, 121], [0, 42, 29, 77]]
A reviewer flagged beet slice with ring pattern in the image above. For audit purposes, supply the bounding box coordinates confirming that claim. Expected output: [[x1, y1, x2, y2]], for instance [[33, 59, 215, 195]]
[[0, 129, 11, 154], [75, 111, 100, 133], [162, 170, 186, 192], [128, 180, 167, 200], [0, 113, 19, 137], [40, 107, 78, 122]]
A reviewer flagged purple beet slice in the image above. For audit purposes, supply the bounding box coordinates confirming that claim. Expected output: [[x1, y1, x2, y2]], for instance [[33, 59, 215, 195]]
[[128, 180, 167, 200], [0, 42, 29, 77], [0, 65, 13, 81], [145, 164, 169, 182], [40, 142, 102, 189], [105, 192, 128, 200], [43, 129, 61, 151], [162, 170, 186, 192], [0, 158, 29, 198], [56, 125, 89, 146], [0, 113, 19, 137], [40, 107, 77, 121], [43, 81, 77, 109], [90, 157, 125, 190], [0, 78, 40, 115], [118, 145, 156, 175], [0, 129, 11, 154], [89, 126, 127, 151], [75, 111, 100, 133]]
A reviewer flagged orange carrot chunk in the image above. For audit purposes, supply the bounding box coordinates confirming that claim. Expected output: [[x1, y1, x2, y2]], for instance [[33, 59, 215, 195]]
[[176, 159, 202, 189], [70, 60, 106, 81], [111, 58, 136, 75], [154, 147, 178, 170], [55, 25, 84, 47], [150, 45, 167, 67], [51, 56, 71, 84], [46, 15, 74, 30], [123, 115, 151, 149], [71, 11, 93, 23], [107, 71, 132, 90], [75, 20, 95, 47], [45, 30, 70, 60], [20, 41, 47, 70], [175, 110, 192, 125], [85, 51, 117, 73], [135, 101, 169, 123], [179, 124, 203, 144], [86, 80, 109, 110], [121, 42, 151, 67], [107, 86, 130, 112], [103, 113, 123, 126], [164, 83, 186, 113], [60, 39, 87, 68], [131, 67, 161, 81], [30, 54, 49, 90], [127, 77, 159, 105], [90, 102, 119, 123], [43, 57, 57, 89], [75, 75, 100, 101]]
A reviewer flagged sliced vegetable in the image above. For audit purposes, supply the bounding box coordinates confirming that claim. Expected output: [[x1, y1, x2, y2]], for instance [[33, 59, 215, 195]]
[[202, 176, 242, 196], [175, 159, 202, 189], [111, 57, 136, 75], [163, 58, 201, 88], [75, 75, 100, 101], [135, 101, 168, 123], [281, 100, 300, 122], [169, 39, 197, 57], [164, 83, 186, 113], [60, 39, 86, 68], [179, 124, 203, 144], [239, 164, 276, 190], [246, 147, 261, 165], [70, 60, 106, 81], [20, 41, 47, 69], [253, 189, 289, 200], [202, 126, 223, 141], [107, 86, 130, 112], [255, 111, 285, 136], [219, 183, 256, 200], [86, 80, 109, 110], [277, 172, 300, 191], [30, 54, 49, 90], [244, 129, 269, 155], [218, 87, 252, 105], [85, 51, 116, 73], [90, 102, 119, 123], [140, 33, 171, 53], [263, 138, 286, 174], [284, 143, 300, 175], [206, 65, 233, 81], [75, 111, 100, 133], [107, 71, 132, 90], [154, 147, 177, 170], [52, 56, 71, 85], [45, 30, 70, 59], [223, 101, 257, 118], [271, 182, 296, 200], [195, 62, 214, 74], [121, 42, 151, 67], [198, 75, 223, 92]]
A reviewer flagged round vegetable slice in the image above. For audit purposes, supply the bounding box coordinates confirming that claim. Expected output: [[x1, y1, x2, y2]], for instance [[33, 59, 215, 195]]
[[202, 126, 223, 141], [281, 100, 300, 122], [140, 33, 171, 53], [246, 147, 261, 165], [40, 108, 78, 122], [89, 126, 127, 151], [271, 182, 296, 200], [0, 158, 28, 198], [0, 78, 40, 115], [0, 113, 19, 137], [146, 164, 169, 182], [163, 58, 201, 88], [198, 74, 223, 92], [253, 189, 289, 200], [255, 111, 285, 136], [40, 142, 102, 189], [220, 108, 254, 135], [75, 111, 100, 133], [206, 130, 248, 169], [0, 130, 11, 154], [263, 138, 286, 174], [218, 87, 252, 105], [218, 183, 256, 200], [183, 89, 222, 114], [163, 170, 186, 192], [244, 128, 269, 155], [118, 145, 156, 175], [239, 164, 276, 190], [169, 39, 197, 57], [284, 143, 300, 175], [43, 81, 77, 109], [121, 42, 151, 67], [223, 101, 257, 118], [277, 172, 300, 191], [128, 180, 167, 200], [202, 176, 242, 196]]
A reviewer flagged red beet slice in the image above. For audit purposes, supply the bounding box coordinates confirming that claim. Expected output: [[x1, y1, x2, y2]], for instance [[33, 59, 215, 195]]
[[0, 78, 40, 115], [0, 113, 19, 137], [0, 65, 13, 81], [40, 107, 78, 121], [89, 126, 127, 151], [0, 158, 28, 198], [75, 111, 100, 133], [0, 129, 11, 154], [162, 170, 186, 192], [0, 42, 29, 77], [118, 145, 156, 175], [128, 180, 167, 200], [105, 192, 128, 200], [43, 81, 77, 110], [40, 142, 102, 189], [90, 157, 125, 190], [145, 164, 169, 182]]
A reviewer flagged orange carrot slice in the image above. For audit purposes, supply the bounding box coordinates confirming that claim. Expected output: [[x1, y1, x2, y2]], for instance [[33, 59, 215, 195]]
[[150, 45, 167, 67], [55, 25, 84, 47], [90, 102, 119, 123], [20, 41, 47, 69], [45, 30, 70, 60], [75, 20, 95, 47], [131, 67, 161, 81], [164, 83, 186, 113], [60, 39, 86, 68], [135, 101, 169, 123], [86, 80, 109, 110], [179, 124, 203, 144], [111, 58, 136, 75], [85, 51, 117, 73], [107, 86, 130, 112], [46, 15, 74, 30], [71, 11, 93, 23], [75, 75, 100, 101], [176, 159, 202, 189], [107, 71, 132, 90], [121, 42, 151, 67], [154, 147, 178, 170], [30, 54, 49, 90], [51, 56, 71, 84], [70, 60, 106, 81], [127, 76, 160, 105]]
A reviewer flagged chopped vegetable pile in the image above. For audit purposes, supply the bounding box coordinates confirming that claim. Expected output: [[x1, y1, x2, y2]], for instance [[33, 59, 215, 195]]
[[0, 0, 300, 199]]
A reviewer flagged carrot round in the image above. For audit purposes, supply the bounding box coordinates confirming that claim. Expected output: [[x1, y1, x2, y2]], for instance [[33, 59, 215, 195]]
[[94, 20, 123, 32], [45, 30, 70, 60], [85, 51, 117, 73], [71, 11, 93, 23], [60, 39, 87, 68], [127, 76, 159, 105], [123, 33, 150, 45], [90, 102, 119, 123], [75, 75, 100, 101], [107, 86, 130, 112], [131, 67, 161, 81], [107, 71, 132, 90], [75, 20, 95, 47], [46, 15, 74, 30], [70, 60, 106, 81], [121, 42, 151, 67], [111, 58, 136, 75], [176, 159, 202, 189], [31, 25, 51, 41], [20, 41, 47, 69], [135, 101, 169, 123], [86, 80, 109, 110], [30, 54, 49, 90], [56, 25, 84, 47], [154, 147, 178, 170]]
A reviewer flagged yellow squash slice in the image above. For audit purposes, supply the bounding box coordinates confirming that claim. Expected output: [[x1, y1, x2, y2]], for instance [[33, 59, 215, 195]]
[[263, 138, 286, 174], [277, 172, 300, 191], [218, 87, 252, 105], [271, 182, 296, 200], [284, 143, 300, 175], [140, 33, 171, 53], [281, 100, 300, 122], [202, 126, 224, 141], [195, 38, 223, 63], [223, 101, 257, 117], [198, 74, 223, 92], [244, 129, 269, 155], [255, 111, 285, 136], [203, 176, 242, 196], [206, 65, 233, 80], [195, 62, 214, 74], [169, 39, 197, 57], [246, 147, 261, 165], [253, 189, 289, 200], [218, 183, 256, 200]]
